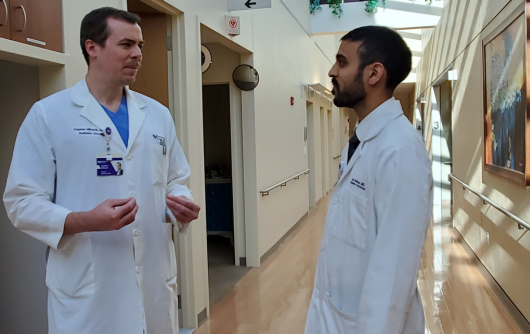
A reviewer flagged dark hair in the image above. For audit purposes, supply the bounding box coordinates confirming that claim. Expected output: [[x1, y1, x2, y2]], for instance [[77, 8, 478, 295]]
[[341, 26, 412, 91], [80, 7, 140, 65]]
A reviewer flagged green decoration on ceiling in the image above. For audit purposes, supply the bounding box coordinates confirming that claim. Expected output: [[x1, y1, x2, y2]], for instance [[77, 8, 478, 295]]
[[310, 0, 433, 18], [365, 0, 432, 14], [309, 0, 322, 15], [327, 0, 343, 18]]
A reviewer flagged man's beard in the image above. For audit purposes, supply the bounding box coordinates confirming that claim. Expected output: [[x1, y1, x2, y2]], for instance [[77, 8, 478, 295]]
[[332, 70, 366, 108]]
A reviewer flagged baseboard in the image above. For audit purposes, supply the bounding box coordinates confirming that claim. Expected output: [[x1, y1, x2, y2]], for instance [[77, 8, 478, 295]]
[[178, 329, 195, 334], [260, 212, 309, 264], [454, 228, 530, 334]]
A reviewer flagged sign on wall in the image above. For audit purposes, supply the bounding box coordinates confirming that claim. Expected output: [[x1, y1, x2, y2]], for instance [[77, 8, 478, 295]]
[[225, 15, 241, 35], [229, 0, 271, 11]]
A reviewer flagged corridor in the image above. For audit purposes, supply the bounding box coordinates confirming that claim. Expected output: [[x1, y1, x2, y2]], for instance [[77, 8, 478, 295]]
[[196, 195, 522, 334]]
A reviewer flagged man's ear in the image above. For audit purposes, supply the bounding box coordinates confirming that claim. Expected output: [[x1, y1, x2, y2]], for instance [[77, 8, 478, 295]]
[[366, 62, 385, 87], [85, 40, 99, 60]]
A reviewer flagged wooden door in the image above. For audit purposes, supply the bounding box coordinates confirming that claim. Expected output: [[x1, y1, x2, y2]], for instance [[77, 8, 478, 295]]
[[10, 0, 63, 52], [129, 12, 169, 108], [0, 0, 10, 39]]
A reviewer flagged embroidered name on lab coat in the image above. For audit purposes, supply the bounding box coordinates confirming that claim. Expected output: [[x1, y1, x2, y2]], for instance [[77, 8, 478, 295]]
[[74, 127, 103, 136], [351, 178, 366, 191]]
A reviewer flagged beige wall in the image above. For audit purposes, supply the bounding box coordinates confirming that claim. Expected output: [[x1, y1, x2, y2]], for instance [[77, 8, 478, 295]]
[[417, 0, 530, 320]]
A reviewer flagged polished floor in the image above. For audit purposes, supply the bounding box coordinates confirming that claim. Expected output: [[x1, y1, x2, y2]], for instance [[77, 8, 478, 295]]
[[195, 195, 523, 334], [207, 235, 250, 305]]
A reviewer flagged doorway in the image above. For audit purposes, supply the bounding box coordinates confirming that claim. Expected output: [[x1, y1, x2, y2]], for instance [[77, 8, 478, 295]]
[[306, 102, 317, 207], [327, 109, 334, 190], [202, 83, 249, 304], [320, 107, 328, 197], [431, 80, 453, 225]]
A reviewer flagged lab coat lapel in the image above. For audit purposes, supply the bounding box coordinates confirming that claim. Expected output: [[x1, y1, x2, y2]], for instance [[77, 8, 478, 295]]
[[334, 98, 402, 189], [124, 87, 146, 154], [72, 80, 127, 153], [336, 143, 362, 188]]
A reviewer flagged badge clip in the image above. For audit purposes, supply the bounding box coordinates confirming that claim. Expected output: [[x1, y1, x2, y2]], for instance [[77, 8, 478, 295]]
[[159, 138, 167, 156]]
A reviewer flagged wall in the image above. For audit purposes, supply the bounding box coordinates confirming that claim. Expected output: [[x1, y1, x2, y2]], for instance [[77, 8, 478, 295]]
[[416, 0, 530, 320], [0, 61, 46, 333]]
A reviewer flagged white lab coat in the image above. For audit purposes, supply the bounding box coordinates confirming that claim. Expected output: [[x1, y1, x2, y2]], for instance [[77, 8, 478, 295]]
[[3, 79, 192, 334], [304, 98, 433, 334]]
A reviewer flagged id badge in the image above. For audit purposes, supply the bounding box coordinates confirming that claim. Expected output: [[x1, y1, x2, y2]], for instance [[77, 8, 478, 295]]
[[97, 153, 124, 176], [338, 161, 346, 180]]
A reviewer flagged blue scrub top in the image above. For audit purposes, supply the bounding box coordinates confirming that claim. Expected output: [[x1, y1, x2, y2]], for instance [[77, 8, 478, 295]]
[[101, 95, 129, 148]]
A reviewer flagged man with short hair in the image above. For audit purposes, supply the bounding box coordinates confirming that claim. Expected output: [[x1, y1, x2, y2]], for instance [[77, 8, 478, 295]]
[[117, 162, 124, 175], [4, 7, 199, 334], [304, 26, 433, 334]]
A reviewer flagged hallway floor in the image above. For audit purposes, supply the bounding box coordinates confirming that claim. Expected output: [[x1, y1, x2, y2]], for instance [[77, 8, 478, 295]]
[[195, 195, 523, 334]]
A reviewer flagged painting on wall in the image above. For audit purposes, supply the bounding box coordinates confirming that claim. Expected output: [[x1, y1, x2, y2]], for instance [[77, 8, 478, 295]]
[[483, 11, 529, 185]]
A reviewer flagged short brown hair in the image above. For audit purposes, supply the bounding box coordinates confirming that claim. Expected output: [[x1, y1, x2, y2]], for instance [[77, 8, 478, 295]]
[[80, 7, 140, 65]]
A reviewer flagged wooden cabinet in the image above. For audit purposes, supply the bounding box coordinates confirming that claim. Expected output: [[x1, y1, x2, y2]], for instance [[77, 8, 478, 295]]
[[0, 0, 10, 39], [3, 0, 63, 52]]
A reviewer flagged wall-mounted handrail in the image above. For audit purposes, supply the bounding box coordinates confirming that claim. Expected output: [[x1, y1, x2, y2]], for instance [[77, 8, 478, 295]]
[[333, 155, 341, 160], [449, 174, 530, 231], [260, 169, 310, 197]]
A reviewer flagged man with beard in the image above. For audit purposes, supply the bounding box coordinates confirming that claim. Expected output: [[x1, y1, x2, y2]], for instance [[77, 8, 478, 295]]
[[4, 7, 199, 334], [304, 26, 433, 334]]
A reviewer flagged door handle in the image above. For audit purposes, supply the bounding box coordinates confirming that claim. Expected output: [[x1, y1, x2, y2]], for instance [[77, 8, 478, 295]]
[[16, 5, 26, 32], [0, 0, 7, 27]]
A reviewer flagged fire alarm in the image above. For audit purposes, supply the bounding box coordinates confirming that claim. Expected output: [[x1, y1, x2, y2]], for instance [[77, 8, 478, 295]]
[[291, 97, 295, 106]]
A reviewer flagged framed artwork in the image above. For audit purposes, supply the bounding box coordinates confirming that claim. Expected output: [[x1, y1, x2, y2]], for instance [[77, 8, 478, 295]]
[[483, 6, 529, 185]]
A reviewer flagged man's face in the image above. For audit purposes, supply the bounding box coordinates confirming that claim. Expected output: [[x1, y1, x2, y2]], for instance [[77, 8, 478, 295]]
[[328, 40, 366, 108], [117, 163, 122, 170], [92, 18, 144, 86]]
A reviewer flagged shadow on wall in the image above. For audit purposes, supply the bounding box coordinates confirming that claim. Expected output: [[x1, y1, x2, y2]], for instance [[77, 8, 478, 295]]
[[419, 0, 530, 320]]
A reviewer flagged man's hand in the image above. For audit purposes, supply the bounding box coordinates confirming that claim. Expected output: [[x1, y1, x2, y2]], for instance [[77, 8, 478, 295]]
[[64, 197, 138, 235], [166, 195, 200, 224]]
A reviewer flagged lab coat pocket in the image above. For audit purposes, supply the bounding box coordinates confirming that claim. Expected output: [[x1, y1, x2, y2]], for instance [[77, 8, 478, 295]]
[[46, 236, 95, 298], [163, 223, 178, 282], [150, 142, 168, 186], [320, 292, 357, 333], [332, 187, 369, 250]]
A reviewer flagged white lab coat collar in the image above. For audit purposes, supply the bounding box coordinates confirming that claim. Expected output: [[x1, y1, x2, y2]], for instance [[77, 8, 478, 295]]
[[337, 97, 404, 188], [71, 79, 146, 154], [355, 97, 404, 143]]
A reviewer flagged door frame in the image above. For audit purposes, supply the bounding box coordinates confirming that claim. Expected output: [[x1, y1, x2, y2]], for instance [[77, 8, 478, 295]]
[[431, 68, 454, 226]]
